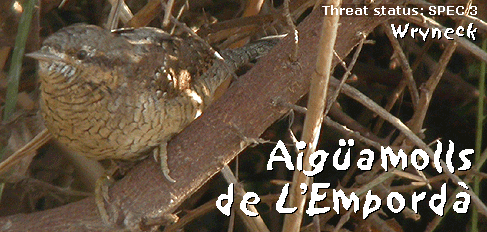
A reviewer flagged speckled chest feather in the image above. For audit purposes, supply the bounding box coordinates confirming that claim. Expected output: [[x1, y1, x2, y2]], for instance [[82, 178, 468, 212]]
[[35, 24, 232, 160]]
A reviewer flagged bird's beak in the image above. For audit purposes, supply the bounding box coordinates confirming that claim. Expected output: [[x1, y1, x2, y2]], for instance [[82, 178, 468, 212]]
[[25, 51, 67, 63]]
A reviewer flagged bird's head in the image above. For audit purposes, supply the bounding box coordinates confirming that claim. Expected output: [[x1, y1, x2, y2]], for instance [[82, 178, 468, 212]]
[[26, 24, 138, 90]]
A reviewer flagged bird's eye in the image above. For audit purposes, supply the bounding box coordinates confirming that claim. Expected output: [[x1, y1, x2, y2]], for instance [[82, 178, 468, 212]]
[[76, 50, 88, 60]]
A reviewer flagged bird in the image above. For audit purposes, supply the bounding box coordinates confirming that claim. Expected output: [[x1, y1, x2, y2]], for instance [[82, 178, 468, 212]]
[[26, 24, 279, 182]]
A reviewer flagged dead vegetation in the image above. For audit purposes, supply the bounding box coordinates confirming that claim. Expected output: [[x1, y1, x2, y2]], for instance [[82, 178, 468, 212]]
[[1, 0, 487, 231]]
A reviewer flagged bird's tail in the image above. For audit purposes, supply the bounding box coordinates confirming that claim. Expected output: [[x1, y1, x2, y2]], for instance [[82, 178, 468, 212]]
[[220, 34, 286, 71]]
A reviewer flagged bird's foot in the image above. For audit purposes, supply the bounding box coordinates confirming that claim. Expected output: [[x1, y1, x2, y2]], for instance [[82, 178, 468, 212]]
[[153, 142, 176, 183]]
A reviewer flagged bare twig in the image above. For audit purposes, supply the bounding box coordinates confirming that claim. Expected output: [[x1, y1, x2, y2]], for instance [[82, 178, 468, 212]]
[[325, 33, 367, 116], [0, 129, 51, 176], [162, 0, 175, 27], [220, 165, 270, 232], [382, 23, 419, 108], [106, 0, 133, 24], [282, 0, 341, 231]]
